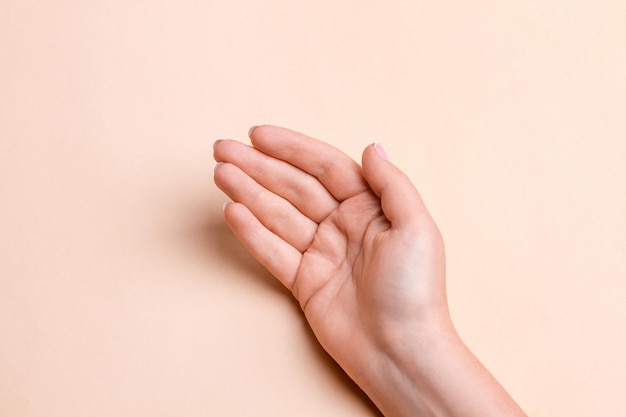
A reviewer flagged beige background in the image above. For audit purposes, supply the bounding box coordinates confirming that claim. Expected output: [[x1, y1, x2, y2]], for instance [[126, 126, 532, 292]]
[[1, 1, 625, 416]]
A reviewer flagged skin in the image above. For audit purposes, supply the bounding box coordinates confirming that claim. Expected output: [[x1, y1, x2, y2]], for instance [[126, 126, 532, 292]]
[[213, 125, 527, 417]]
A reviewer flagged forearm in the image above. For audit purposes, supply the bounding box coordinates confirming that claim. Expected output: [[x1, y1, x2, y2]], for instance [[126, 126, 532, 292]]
[[361, 325, 527, 417]]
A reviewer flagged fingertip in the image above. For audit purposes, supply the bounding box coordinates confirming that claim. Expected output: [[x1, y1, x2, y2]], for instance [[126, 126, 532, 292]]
[[361, 142, 389, 178], [248, 124, 269, 148], [248, 124, 276, 139], [361, 142, 431, 230], [248, 124, 279, 147], [373, 142, 389, 161], [213, 140, 223, 163]]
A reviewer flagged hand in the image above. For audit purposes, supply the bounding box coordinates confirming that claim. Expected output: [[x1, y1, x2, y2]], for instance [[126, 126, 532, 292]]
[[213, 126, 526, 417], [214, 125, 448, 362]]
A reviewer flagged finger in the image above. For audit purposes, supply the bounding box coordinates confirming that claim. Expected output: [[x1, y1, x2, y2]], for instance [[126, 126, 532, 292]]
[[215, 162, 317, 252], [249, 125, 369, 201], [361, 143, 434, 231], [223, 201, 301, 290], [214, 139, 338, 223]]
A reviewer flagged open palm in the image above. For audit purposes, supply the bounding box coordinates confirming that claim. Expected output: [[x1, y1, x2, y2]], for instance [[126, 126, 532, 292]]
[[214, 126, 448, 386]]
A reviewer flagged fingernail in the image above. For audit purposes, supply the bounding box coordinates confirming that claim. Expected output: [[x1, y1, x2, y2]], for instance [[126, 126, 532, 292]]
[[214, 162, 224, 172], [248, 125, 258, 137], [374, 142, 389, 161], [213, 139, 222, 150], [222, 201, 232, 211]]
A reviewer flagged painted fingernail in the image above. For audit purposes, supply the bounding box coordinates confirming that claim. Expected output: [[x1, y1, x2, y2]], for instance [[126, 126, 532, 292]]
[[214, 162, 224, 172], [222, 201, 232, 211], [374, 142, 389, 161], [248, 125, 258, 137]]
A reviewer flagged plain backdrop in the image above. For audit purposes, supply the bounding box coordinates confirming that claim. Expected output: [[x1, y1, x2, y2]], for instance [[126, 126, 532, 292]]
[[1, 1, 625, 416]]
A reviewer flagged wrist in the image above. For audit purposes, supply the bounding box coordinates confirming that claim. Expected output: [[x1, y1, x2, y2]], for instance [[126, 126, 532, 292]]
[[364, 321, 463, 417], [360, 319, 526, 417]]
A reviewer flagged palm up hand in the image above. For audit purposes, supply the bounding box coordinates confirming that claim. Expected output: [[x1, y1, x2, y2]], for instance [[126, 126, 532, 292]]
[[214, 126, 528, 417], [214, 126, 449, 384]]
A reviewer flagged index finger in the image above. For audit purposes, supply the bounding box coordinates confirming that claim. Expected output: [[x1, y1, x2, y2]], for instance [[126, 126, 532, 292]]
[[249, 125, 368, 201]]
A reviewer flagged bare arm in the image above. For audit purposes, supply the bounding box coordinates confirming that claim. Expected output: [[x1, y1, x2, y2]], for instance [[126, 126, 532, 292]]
[[213, 125, 527, 417]]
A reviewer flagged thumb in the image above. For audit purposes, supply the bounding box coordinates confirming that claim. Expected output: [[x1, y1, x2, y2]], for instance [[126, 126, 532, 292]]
[[361, 143, 433, 231]]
